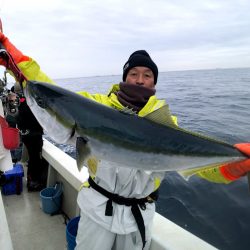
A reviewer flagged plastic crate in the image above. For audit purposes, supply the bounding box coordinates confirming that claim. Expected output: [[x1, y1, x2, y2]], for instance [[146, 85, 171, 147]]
[[2, 164, 24, 195]]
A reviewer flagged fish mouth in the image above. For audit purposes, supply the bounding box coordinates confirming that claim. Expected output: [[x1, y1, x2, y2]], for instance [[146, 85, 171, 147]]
[[25, 82, 76, 143]]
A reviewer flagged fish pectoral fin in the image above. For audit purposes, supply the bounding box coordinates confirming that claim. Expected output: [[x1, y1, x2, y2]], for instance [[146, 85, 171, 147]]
[[70, 123, 76, 137], [76, 137, 91, 171], [144, 104, 177, 127], [76, 137, 100, 174]]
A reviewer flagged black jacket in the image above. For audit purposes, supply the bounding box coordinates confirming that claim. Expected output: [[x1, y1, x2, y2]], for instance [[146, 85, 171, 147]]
[[16, 96, 43, 135]]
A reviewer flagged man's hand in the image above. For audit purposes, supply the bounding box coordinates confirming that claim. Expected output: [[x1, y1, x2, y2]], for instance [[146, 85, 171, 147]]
[[234, 143, 250, 157], [0, 32, 29, 66], [219, 143, 250, 181], [220, 159, 250, 181]]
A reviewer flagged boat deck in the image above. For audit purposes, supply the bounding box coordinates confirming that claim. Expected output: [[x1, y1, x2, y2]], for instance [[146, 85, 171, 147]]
[[1, 141, 218, 250], [2, 165, 67, 250]]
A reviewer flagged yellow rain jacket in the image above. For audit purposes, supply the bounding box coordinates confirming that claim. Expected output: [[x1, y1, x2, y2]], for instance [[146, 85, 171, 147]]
[[17, 58, 233, 233], [17, 58, 168, 233], [18, 58, 234, 186], [17, 58, 233, 185]]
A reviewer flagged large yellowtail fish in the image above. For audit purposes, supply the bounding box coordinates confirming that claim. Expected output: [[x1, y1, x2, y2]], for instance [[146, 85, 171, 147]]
[[24, 81, 249, 177]]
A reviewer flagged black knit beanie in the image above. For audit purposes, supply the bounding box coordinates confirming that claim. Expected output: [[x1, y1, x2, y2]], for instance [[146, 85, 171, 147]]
[[122, 50, 158, 84]]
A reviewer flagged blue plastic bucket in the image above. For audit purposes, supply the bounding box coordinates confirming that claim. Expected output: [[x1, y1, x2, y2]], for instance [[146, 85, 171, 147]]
[[66, 216, 80, 250], [40, 183, 62, 215]]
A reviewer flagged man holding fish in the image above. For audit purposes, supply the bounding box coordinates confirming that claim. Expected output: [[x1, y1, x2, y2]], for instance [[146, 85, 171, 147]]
[[1, 31, 250, 250]]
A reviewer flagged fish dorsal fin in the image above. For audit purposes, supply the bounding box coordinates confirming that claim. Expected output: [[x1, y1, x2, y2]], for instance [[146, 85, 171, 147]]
[[144, 105, 177, 127]]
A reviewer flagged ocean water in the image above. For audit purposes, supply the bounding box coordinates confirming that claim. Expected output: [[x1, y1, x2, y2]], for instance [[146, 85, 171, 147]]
[[55, 68, 250, 250]]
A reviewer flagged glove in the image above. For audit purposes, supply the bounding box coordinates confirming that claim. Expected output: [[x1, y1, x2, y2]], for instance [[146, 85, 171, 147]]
[[0, 32, 29, 66], [219, 143, 250, 181], [220, 159, 250, 181], [234, 143, 250, 157]]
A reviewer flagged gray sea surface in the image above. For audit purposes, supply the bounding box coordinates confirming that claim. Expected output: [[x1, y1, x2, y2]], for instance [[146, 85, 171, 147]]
[[55, 68, 250, 250]]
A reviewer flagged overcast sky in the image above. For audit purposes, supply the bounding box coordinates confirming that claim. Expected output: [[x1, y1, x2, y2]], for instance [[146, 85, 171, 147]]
[[1, 0, 250, 79]]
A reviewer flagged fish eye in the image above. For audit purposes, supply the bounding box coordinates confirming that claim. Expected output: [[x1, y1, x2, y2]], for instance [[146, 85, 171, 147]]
[[36, 97, 46, 108]]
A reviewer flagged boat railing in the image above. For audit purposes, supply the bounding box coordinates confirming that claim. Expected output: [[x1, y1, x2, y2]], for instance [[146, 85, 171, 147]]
[[42, 138, 218, 250], [0, 139, 218, 250]]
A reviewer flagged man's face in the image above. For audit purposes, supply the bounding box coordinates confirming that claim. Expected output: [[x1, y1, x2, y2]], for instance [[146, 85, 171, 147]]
[[126, 66, 155, 89]]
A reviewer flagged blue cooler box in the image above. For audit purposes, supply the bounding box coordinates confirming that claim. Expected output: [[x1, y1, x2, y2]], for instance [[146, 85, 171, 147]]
[[2, 164, 24, 195]]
